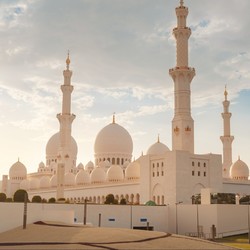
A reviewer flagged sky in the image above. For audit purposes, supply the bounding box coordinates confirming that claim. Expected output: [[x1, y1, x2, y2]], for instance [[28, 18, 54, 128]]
[[0, 0, 249, 176]]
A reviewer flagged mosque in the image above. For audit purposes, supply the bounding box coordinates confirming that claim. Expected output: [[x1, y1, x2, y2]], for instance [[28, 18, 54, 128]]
[[1, 0, 249, 205]]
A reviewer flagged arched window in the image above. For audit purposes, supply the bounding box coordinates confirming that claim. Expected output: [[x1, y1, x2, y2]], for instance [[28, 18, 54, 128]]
[[130, 194, 134, 204], [157, 196, 160, 205], [161, 195, 164, 205]]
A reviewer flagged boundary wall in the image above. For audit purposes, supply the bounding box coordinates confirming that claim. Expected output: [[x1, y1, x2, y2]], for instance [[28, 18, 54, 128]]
[[0, 203, 249, 237]]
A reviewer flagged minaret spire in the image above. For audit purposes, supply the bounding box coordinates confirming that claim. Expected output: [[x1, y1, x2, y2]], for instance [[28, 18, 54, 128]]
[[169, 1, 195, 154], [66, 50, 70, 70], [220, 87, 234, 178]]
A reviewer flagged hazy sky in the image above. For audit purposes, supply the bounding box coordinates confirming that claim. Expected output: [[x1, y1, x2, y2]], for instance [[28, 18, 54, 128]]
[[0, 0, 249, 176]]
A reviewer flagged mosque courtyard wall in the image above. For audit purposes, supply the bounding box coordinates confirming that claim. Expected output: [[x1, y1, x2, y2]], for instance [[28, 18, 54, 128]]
[[0, 202, 249, 238]]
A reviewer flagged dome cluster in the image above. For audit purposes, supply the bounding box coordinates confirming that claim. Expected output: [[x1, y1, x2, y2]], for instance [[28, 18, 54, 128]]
[[19, 161, 141, 190]]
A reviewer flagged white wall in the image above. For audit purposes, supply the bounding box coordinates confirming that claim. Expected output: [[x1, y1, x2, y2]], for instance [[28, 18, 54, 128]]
[[0, 203, 74, 233], [217, 205, 248, 236], [0, 203, 168, 233], [0, 202, 248, 237]]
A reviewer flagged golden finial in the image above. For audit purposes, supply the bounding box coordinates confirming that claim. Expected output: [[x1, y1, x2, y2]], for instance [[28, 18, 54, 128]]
[[157, 134, 160, 143], [224, 84, 228, 100], [66, 50, 70, 69], [180, 0, 184, 7], [112, 112, 116, 124]]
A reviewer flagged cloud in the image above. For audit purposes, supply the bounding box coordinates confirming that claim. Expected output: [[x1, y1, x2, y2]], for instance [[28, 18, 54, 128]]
[[0, 0, 250, 175], [0, 1, 29, 29]]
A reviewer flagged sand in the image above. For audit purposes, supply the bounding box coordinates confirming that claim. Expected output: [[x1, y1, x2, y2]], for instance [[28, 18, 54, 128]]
[[0, 221, 236, 249]]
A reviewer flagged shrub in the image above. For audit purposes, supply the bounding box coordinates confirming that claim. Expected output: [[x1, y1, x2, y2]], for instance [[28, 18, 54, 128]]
[[0, 193, 7, 202], [104, 194, 118, 204], [32, 195, 42, 203], [57, 198, 65, 203], [48, 197, 56, 203], [120, 198, 127, 205], [13, 189, 28, 202], [5, 198, 13, 202]]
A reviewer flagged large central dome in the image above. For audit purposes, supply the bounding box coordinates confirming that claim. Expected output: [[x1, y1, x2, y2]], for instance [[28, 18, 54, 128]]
[[94, 118, 133, 166]]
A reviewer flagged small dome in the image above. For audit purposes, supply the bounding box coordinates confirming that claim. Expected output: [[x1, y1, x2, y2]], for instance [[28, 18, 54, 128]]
[[40, 176, 50, 188], [99, 160, 111, 171], [147, 138, 170, 155], [77, 163, 84, 169], [46, 132, 78, 159], [20, 179, 30, 190], [90, 167, 106, 184], [75, 170, 90, 185], [50, 175, 57, 187], [64, 172, 75, 186], [94, 120, 133, 160], [30, 178, 40, 190], [85, 161, 94, 172], [230, 158, 249, 180], [9, 160, 27, 180], [122, 160, 130, 170], [39, 162, 45, 168], [125, 161, 140, 180], [107, 165, 124, 182]]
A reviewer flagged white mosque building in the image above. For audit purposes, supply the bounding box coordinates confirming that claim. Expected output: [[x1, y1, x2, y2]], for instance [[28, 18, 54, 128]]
[[1, 0, 249, 205]]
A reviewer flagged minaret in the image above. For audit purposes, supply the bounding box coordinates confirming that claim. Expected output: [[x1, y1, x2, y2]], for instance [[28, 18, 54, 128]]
[[169, 0, 195, 154], [220, 87, 234, 178], [56, 52, 76, 199]]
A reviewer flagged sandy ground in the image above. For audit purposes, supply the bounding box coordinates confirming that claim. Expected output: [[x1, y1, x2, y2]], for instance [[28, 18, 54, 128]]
[[0, 221, 237, 250]]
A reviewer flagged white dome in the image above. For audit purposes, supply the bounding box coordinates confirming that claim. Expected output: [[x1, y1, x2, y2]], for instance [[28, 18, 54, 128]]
[[46, 132, 78, 159], [64, 172, 75, 186], [30, 178, 40, 190], [107, 165, 124, 182], [40, 176, 50, 188], [50, 175, 57, 187], [20, 179, 30, 190], [125, 161, 140, 180], [77, 163, 84, 169], [9, 160, 27, 180], [90, 167, 106, 184], [85, 161, 94, 171], [94, 121, 133, 158], [99, 160, 111, 172], [230, 158, 249, 180], [147, 140, 170, 155], [75, 170, 90, 185], [39, 162, 45, 168], [121, 160, 130, 170]]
